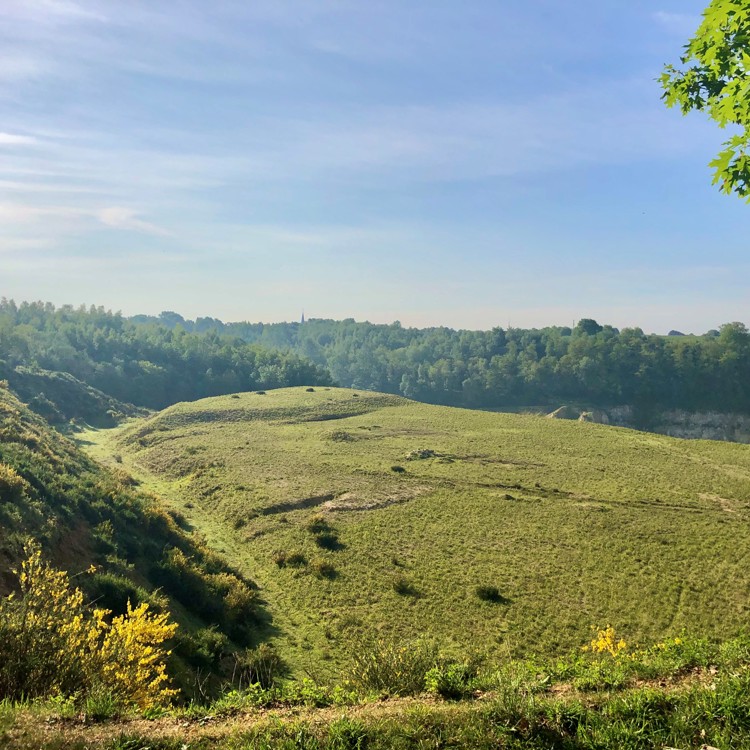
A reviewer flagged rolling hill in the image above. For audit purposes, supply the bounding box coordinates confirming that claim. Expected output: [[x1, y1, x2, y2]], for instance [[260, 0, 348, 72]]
[[84, 386, 750, 679]]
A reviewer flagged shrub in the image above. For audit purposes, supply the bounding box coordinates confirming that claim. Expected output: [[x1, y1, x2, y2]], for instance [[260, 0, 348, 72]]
[[86, 572, 163, 616], [329, 430, 355, 442], [315, 532, 343, 551], [176, 626, 229, 670], [346, 635, 439, 696], [0, 463, 28, 504], [393, 575, 419, 597], [274, 550, 307, 568], [475, 585, 506, 604], [0, 544, 177, 710], [406, 449, 437, 460], [233, 643, 286, 690], [306, 514, 331, 534], [311, 559, 337, 580], [425, 662, 478, 700]]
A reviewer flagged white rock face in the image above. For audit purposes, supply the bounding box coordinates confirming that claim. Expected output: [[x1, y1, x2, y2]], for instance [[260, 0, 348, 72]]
[[548, 404, 750, 443], [652, 410, 750, 443]]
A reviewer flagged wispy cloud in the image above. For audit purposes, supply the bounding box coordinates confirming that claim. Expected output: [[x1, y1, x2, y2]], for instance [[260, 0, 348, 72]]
[[0, 132, 38, 146], [97, 207, 171, 236], [0, 0, 107, 24]]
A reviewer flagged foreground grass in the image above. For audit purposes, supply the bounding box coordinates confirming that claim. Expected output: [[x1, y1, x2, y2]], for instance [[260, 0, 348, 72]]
[[4, 633, 750, 749], [83, 387, 750, 678]]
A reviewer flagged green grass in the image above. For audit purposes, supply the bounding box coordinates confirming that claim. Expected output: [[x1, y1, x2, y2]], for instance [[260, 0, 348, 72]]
[[5, 633, 750, 749], [83, 386, 750, 679]]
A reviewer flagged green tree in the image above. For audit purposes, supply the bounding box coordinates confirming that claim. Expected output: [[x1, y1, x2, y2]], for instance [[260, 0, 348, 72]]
[[661, 1, 750, 199]]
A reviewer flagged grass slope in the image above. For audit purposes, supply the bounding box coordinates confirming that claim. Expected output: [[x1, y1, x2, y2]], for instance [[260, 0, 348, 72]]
[[86, 387, 750, 678], [0, 382, 268, 693]]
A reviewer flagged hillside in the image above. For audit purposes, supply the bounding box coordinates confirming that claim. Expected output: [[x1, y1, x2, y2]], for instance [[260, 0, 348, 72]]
[[86, 386, 750, 678], [0, 382, 272, 693]]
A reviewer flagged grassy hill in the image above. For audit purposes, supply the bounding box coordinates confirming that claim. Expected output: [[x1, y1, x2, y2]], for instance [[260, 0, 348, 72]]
[[84, 386, 750, 679]]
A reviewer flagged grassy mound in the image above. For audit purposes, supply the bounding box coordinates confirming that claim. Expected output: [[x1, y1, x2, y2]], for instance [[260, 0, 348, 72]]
[[86, 387, 750, 678]]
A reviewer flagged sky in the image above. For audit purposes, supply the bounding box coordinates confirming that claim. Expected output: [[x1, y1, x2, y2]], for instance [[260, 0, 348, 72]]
[[1, 0, 748, 333]]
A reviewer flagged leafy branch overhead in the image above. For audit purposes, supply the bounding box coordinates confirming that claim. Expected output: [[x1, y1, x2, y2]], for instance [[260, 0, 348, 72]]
[[661, 0, 750, 199]]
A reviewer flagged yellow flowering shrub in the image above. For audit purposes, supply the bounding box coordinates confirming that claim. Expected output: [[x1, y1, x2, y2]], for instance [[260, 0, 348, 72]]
[[0, 543, 177, 709], [98, 602, 177, 709], [0, 462, 29, 503], [585, 626, 627, 657]]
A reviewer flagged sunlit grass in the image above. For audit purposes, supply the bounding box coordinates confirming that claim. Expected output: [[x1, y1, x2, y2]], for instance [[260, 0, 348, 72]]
[[84, 386, 750, 679]]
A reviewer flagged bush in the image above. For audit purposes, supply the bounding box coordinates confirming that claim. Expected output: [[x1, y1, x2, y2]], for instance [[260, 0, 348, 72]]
[[475, 585, 506, 603], [233, 643, 286, 690], [0, 544, 177, 710], [346, 635, 439, 696], [425, 662, 478, 700], [393, 575, 419, 597], [0, 463, 28, 504], [306, 514, 331, 534], [85, 572, 163, 617], [329, 430, 355, 442], [176, 626, 229, 670], [315, 532, 343, 551], [274, 550, 307, 568], [311, 559, 338, 580]]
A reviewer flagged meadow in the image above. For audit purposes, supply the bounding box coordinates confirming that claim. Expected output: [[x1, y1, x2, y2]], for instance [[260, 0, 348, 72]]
[[84, 387, 750, 680]]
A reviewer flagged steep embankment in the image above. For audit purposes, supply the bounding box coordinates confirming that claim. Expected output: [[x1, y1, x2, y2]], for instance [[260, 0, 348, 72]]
[[0, 382, 271, 690], [88, 387, 750, 678]]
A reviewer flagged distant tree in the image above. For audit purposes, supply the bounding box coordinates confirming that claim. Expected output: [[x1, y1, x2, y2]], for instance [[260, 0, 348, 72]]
[[158, 311, 186, 328], [575, 318, 603, 336], [661, 1, 750, 200]]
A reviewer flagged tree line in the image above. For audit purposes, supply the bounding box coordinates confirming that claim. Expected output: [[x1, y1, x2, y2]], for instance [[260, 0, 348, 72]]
[[0, 300, 332, 410], [133, 311, 750, 415]]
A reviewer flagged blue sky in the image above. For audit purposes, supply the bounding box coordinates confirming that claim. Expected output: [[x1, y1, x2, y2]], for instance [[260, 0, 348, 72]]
[[1, 0, 747, 332]]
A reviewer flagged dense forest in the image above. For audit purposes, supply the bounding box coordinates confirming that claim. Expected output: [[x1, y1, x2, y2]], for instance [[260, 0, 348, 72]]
[[132, 311, 750, 415], [2, 300, 749, 419], [0, 300, 332, 419]]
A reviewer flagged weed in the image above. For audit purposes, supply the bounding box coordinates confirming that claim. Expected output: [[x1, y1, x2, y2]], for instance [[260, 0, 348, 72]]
[[425, 662, 478, 700], [83, 688, 121, 722], [233, 643, 286, 690], [474, 585, 506, 603], [392, 575, 419, 597], [311, 559, 338, 580], [346, 635, 438, 696], [315, 533, 344, 551]]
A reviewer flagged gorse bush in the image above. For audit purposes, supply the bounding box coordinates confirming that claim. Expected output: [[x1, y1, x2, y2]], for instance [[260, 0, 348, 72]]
[[0, 544, 177, 710], [0, 462, 27, 503]]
